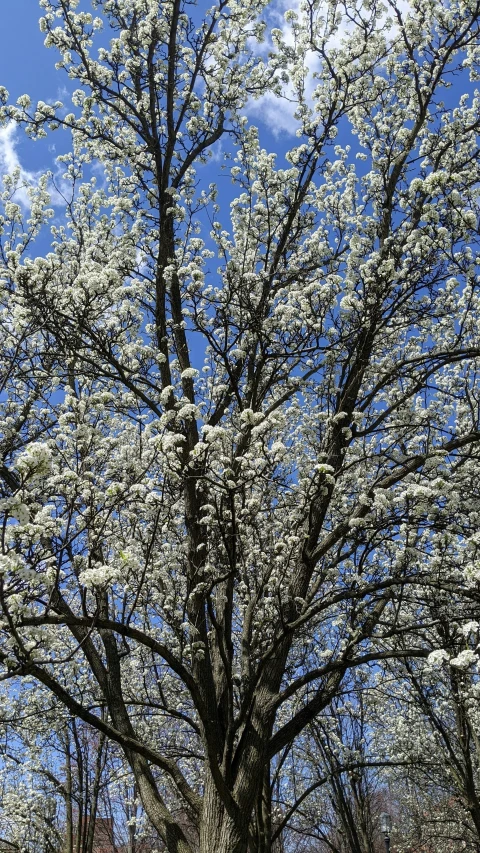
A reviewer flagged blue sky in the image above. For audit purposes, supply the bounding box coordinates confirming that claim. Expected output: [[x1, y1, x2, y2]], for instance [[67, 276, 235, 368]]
[[0, 1, 475, 219], [0, 3, 66, 176], [0, 3, 52, 100], [0, 1, 294, 212]]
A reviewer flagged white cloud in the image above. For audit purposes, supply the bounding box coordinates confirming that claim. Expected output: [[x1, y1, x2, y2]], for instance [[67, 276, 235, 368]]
[[246, 0, 412, 137], [245, 0, 343, 136], [0, 122, 38, 207], [210, 139, 224, 163], [247, 91, 302, 137], [0, 121, 67, 208]]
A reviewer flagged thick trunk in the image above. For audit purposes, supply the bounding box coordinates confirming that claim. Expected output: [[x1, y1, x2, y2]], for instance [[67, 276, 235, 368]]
[[216, 813, 250, 853], [467, 800, 480, 843], [198, 766, 265, 853], [199, 773, 224, 853], [198, 769, 252, 853]]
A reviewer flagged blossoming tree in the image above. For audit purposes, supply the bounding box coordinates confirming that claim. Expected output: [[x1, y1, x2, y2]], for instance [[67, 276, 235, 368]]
[[1, 0, 480, 851], [374, 604, 480, 847]]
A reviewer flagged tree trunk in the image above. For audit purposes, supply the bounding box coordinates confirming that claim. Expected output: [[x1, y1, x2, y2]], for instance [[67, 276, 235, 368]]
[[84, 732, 106, 853], [216, 813, 251, 853], [199, 773, 224, 853], [64, 736, 74, 853], [129, 753, 193, 853], [255, 766, 272, 853]]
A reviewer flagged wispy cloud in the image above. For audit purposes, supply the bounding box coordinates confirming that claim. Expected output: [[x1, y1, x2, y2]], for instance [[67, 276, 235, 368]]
[[0, 121, 67, 208], [246, 0, 334, 136], [247, 91, 304, 137], [0, 122, 40, 207], [247, 0, 412, 137]]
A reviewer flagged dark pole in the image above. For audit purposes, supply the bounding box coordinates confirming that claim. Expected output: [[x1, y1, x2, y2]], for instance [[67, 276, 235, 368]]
[[380, 813, 392, 853]]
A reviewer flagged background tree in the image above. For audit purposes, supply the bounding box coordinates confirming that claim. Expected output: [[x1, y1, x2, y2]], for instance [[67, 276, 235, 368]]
[[373, 607, 480, 850], [0, 0, 480, 852]]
